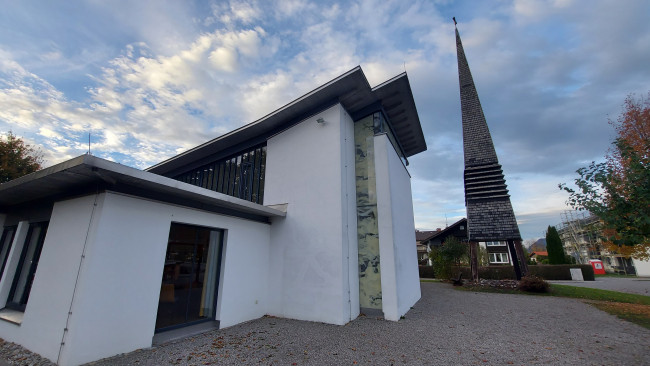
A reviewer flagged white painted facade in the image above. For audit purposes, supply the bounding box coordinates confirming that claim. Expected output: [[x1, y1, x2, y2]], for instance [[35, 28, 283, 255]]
[[0, 192, 272, 365], [0, 68, 426, 365], [632, 258, 650, 277], [264, 104, 359, 325], [374, 134, 421, 320]]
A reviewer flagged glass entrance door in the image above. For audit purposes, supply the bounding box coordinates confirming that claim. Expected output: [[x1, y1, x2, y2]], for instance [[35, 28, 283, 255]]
[[155, 223, 223, 331]]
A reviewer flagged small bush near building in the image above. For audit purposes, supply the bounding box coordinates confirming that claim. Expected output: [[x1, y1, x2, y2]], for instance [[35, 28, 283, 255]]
[[428, 237, 467, 280], [518, 276, 550, 293]]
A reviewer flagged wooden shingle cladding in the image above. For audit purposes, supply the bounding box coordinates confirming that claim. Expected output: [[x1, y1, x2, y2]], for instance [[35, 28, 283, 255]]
[[455, 25, 521, 242]]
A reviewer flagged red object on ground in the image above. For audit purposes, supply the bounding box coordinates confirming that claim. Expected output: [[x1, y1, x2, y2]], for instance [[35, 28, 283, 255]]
[[589, 259, 606, 275]]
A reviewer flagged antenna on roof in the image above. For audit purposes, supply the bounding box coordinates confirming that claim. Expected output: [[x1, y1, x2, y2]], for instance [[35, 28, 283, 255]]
[[445, 213, 448, 227], [87, 132, 91, 155]]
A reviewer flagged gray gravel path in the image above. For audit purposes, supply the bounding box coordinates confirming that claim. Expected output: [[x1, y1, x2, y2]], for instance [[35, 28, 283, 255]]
[[82, 282, 649, 365], [548, 277, 650, 296]]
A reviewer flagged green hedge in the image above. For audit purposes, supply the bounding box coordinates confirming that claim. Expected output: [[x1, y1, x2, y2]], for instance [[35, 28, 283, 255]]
[[530, 265, 595, 281], [418, 265, 436, 278], [420, 264, 595, 281]]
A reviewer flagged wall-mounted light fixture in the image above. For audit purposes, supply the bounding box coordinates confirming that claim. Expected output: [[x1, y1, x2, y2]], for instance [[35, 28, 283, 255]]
[[316, 118, 325, 124]]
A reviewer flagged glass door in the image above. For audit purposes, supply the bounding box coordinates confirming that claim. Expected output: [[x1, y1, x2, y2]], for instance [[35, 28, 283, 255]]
[[155, 223, 223, 331]]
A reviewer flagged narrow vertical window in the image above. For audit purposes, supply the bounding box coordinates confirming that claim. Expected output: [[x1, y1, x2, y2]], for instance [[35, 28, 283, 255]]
[[0, 226, 17, 281], [6, 222, 49, 312]]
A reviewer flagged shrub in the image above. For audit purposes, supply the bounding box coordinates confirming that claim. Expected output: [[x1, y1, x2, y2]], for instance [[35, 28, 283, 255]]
[[518, 276, 550, 293], [428, 237, 468, 280]]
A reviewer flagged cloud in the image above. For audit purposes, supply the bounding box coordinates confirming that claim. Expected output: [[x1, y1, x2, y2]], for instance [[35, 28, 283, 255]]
[[0, 0, 648, 240]]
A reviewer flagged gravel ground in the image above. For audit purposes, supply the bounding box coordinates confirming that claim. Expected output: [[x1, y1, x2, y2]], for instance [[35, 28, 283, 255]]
[[548, 277, 650, 296], [2, 282, 649, 365], [86, 282, 649, 366]]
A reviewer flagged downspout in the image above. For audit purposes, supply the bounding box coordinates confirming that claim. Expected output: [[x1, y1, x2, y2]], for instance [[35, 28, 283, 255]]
[[57, 191, 100, 364]]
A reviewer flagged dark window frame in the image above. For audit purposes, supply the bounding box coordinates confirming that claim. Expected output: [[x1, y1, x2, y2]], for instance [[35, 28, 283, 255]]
[[155, 222, 225, 333], [0, 226, 17, 282], [6, 221, 49, 312], [172, 143, 267, 204]]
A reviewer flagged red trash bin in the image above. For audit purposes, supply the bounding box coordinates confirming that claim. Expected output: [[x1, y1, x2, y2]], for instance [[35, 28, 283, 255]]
[[589, 259, 606, 275]]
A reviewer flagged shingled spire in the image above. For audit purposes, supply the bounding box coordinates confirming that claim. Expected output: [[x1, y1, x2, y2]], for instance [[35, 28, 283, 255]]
[[454, 19, 526, 278]]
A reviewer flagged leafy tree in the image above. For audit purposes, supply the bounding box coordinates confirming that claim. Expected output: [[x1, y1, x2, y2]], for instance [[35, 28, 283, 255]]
[[0, 131, 44, 182], [560, 93, 650, 259], [428, 236, 467, 279], [545, 226, 566, 264]]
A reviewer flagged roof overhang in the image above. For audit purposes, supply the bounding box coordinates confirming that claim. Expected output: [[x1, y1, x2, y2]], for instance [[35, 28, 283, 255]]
[[0, 155, 285, 223], [147, 66, 427, 176]]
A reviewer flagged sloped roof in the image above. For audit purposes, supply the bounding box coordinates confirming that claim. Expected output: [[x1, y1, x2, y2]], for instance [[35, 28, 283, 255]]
[[421, 218, 468, 242], [147, 66, 427, 176], [0, 155, 285, 223], [416, 230, 437, 241]]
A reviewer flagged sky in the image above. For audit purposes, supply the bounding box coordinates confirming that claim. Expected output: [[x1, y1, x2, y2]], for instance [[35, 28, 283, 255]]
[[1, 0, 649, 241]]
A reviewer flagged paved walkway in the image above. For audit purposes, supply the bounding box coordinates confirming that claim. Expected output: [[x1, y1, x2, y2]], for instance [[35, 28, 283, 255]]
[[548, 276, 650, 296], [85, 282, 650, 365]]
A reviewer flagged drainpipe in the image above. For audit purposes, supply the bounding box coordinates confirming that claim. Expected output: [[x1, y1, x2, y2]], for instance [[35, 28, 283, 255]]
[[57, 192, 100, 364]]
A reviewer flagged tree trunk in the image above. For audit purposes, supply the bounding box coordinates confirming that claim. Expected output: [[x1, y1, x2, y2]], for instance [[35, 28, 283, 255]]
[[469, 241, 479, 282], [514, 240, 529, 277]]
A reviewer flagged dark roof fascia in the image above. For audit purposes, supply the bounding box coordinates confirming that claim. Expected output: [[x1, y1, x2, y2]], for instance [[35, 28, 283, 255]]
[[371, 72, 427, 157], [162, 98, 340, 179], [147, 67, 427, 176], [422, 218, 468, 242], [147, 67, 369, 176], [0, 155, 286, 223]]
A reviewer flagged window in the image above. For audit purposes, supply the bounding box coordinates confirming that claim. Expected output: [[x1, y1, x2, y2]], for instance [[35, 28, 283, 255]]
[[156, 223, 224, 331], [485, 241, 506, 247], [6, 222, 49, 312], [489, 253, 509, 264], [0, 226, 17, 281], [174, 144, 266, 204]]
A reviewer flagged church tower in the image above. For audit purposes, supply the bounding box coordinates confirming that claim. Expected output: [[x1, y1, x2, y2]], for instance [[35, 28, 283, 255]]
[[454, 18, 528, 279]]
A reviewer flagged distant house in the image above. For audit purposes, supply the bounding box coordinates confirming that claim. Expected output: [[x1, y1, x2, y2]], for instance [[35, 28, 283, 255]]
[[415, 230, 437, 265], [530, 251, 548, 263], [417, 218, 468, 265]]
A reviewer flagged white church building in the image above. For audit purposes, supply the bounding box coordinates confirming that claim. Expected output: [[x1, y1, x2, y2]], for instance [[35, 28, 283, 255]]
[[0, 66, 426, 365]]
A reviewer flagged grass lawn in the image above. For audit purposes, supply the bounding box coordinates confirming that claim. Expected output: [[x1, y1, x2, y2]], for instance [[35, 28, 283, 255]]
[[549, 284, 650, 305], [596, 273, 638, 278], [449, 281, 650, 329]]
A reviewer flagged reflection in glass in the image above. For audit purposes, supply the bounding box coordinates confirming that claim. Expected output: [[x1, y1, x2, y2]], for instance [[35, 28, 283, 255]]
[[0, 226, 16, 280], [173, 144, 267, 204], [156, 223, 223, 330], [7, 222, 49, 311]]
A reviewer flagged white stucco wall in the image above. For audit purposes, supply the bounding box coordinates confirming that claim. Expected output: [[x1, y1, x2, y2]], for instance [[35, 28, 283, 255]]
[[632, 258, 650, 277], [0, 195, 97, 363], [374, 134, 421, 321], [0, 192, 272, 366], [264, 103, 358, 325], [56, 192, 272, 365]]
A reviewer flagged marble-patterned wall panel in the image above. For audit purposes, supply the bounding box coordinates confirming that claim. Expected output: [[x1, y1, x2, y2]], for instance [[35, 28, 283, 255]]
[[354, 116, 382, 309]]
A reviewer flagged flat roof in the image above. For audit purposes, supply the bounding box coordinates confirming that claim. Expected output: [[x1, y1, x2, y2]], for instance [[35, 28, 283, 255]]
[[0, 155, 285, 223], [148, 66, 427, 176]]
